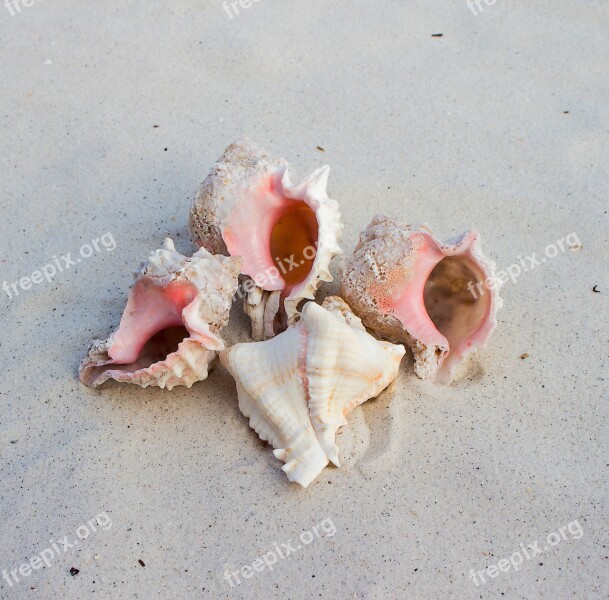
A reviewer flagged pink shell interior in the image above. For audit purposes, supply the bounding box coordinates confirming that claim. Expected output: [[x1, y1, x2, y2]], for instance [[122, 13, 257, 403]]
[[109, 279, 197, 364], [221, 171, 318, 297], [389, 232, 495, 382], [83, 278, 221, 383]]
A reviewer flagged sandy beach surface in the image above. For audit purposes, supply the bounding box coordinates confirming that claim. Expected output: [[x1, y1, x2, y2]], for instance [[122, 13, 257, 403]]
[[1, 1, 608, 598]]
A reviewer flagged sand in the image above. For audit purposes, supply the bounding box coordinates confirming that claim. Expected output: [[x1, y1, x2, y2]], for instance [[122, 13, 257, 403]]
[[1, 1, 608, 598]]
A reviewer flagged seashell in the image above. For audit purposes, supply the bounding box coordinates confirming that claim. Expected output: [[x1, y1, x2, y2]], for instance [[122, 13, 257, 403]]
[[220, 296, 405, 487], [189, 140, 343, 341], [341, 215, 502, 384], [79, 238, 241, 390]]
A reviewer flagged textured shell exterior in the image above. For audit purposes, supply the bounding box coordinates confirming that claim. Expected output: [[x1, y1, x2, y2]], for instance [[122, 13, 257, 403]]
[[79, 238, 241, 390], [220, 296, 405, 487], [189, 140, 343, 340], [189, 140, 288, 254], [341, 215, 503, 383]]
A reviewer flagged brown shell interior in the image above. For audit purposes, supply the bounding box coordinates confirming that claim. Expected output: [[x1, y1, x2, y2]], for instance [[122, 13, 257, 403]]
[[423, 256, 490, 352], [269, 204, 318, 288]]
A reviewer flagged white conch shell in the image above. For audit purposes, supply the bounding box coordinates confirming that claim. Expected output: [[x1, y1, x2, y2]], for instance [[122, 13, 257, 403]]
[[220, 296, 406, 487], [80, 238, 241, 390], [189, 139, 343, 340], [341, 215, 503, 383]]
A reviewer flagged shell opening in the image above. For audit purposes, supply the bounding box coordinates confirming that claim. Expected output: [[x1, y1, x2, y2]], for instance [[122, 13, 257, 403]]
[[86, 325, 191, 381], [127, 325, 190, 369], [221, 175, 320, 294], [423, 256, 491, 358], [269, 204, 319, 289]]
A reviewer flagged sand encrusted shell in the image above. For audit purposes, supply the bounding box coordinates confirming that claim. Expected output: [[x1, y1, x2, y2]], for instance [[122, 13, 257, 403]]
[[220, 296, 405, 487], [79, 238, 241, 390], [341, 215, 502, 383]]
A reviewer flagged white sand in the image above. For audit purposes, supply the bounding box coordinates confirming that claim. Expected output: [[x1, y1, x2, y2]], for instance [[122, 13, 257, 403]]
[[1, 1, 607, 598]]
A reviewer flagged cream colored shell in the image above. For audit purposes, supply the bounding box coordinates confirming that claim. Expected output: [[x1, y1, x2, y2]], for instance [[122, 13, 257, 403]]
[[220, 296, 405, 487]]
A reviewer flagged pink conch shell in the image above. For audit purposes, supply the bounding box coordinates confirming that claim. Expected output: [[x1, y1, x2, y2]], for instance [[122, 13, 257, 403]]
[[79, 238, 241, 389], [220, 296, 405, 487], [189, 140, 343, 341], [341, 215, 503, 383]]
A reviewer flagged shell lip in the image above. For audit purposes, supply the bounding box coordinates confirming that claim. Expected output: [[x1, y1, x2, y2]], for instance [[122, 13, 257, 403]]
[[223, 164, 340, 294], [438, 230, 502, 379], [80, 295, 225, 388], [281, 167, 343, 324], [392, 229, 499, 382], [83, 338, 212, 390]]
